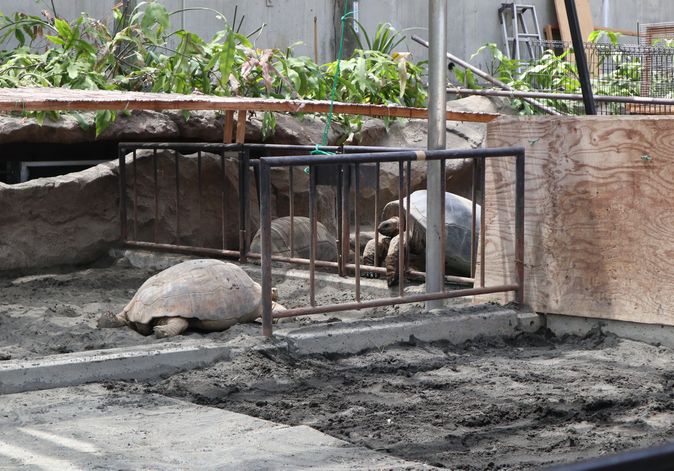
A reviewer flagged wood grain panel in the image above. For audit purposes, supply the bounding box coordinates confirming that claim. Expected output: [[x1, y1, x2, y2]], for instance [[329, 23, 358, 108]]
[[554, 0, 594, 43], [484, 115, 674, 325]]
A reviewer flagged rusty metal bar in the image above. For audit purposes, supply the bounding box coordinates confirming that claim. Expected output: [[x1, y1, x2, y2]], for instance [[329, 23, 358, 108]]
[[197, 150, 203, 244], [174, 152, 180, 244], [407, 269, 475, 285], [289, 166, 295, 258], [122, 241, 476, 285], [153, 148, 158, 243], [354, 163, 361, 303], [440, 157, 446, 284], [121, 142, 241, 152], [239, 148, 250, 263], [259, 160, 274, 337], [336, 169, 344, 276], [272, 284, 520, 318], [309, 165, 317, 307], [340, 165, 351, 277], [118, 147, 127, 242], [398, 161, 406, 297], [260, 147, 523, 167], [120, 142, 407, 153], [124, 240, 241, 258], [471, 159, 478, 279], [405, 160, 412, 278], [480, 157, 486, 288], [515, 152, 526, 306], [132, 150, 138, 241], [221, 152, 226, 250], [374, 162, 381, 267]]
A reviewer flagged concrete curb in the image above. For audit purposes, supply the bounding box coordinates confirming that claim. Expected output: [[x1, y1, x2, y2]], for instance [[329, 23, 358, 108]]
[[0, 341, 239, 395], [1, 306, 543, 395], [278, 307, 544, 355]]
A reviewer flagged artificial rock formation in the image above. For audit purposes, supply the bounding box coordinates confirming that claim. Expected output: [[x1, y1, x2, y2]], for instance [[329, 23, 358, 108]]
[[0, 96, 498, 271]]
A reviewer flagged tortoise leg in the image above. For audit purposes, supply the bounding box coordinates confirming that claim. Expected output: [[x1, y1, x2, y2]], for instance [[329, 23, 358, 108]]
[[132, 322, 153, 336], [97, 311, 128, 329], [362, 239, 379, 279], [385, 235, 401, 287], [153, 317, 190, 338]]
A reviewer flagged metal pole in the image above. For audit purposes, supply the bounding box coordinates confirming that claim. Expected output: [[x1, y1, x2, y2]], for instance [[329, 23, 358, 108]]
[[426, 0, 447, 310], [259, 160, 274, 337], [565, 0, 596, 115]]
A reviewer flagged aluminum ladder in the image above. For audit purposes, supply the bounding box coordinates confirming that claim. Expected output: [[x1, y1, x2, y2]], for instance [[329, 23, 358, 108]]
[[498, 3, 544, 62]]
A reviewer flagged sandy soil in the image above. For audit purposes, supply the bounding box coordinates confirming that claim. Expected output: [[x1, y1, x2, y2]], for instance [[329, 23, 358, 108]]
[[111, 329, 674, 470], [0, 256, 415, 359], [4, 260, 674, 469]]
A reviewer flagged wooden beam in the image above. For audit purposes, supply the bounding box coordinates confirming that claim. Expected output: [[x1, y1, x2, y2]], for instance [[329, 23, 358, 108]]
[[0, 87, 499, 123], [483, 115, 674, 326], [223, 110, 235, 143], [236, 110, 247, 144]]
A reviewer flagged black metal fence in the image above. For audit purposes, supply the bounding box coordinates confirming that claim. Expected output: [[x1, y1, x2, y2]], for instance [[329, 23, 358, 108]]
[[118, 143, 525, 337], [496, 40, 674, 115]]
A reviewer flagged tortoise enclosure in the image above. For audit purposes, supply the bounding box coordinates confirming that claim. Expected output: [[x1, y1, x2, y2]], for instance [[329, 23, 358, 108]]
[[3, 90, 674, 469]]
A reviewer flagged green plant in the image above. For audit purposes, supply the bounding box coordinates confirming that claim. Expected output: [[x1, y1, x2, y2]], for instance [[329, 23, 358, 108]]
[[0, 2, 429, 139], [351, 22, 406, 55]]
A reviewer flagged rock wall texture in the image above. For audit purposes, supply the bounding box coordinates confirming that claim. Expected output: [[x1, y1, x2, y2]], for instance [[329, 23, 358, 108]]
[[0, 96, 503, 271]]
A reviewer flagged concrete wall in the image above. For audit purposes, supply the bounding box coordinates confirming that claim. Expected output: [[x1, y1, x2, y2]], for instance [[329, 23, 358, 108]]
[[2, 1, 674, 65]]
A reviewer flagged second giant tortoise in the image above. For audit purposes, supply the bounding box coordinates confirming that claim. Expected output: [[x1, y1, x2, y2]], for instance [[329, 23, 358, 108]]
[[362, 190, 480, 286], [250, 216, 338, 261]]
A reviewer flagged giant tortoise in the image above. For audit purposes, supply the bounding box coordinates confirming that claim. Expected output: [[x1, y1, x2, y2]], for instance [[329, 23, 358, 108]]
[[362, 190, 480, 286], [97, 259, 284, 338], [250, 216, 338, 261]]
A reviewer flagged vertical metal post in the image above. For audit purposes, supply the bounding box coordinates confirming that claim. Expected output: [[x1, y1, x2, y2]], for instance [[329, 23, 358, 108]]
[[289, 167, 295, 258], [340, 165, 351, 277], [515, 152, 526, 307], [132, 150, 138, 241], [426, 0, 447, 308], [197, 150, 203, 244], [565, 0, 596, 115], [259, 160, 274, 337], [398, 161, 406, 297], [309, 166, 317, 307], [153, 148, 158, 243], [239, 149, 250, 263], [118, 147, 127, 242], [374, 162, 381, 267], [354, 163, 361, 303], [175, 153, 180, 243], [480, 158, 486, 288], [221, 152, 227, 250], [471, 160, 478, 279]]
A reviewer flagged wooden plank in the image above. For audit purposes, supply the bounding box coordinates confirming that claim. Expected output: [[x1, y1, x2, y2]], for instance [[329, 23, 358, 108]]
[[236, 110, 247, 144], [554, 0, 594, 43], [223, 110, 235, 143], [0, 87, 499, 123], [483, 115, 674, 326]]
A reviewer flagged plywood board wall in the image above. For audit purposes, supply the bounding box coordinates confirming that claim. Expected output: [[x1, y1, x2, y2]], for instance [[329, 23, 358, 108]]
[[484, 115, 674, 326], [554, 0, 594, 42]]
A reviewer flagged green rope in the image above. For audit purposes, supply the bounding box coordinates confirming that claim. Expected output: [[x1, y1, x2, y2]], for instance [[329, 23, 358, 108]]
[[311, 3, 353, 158]]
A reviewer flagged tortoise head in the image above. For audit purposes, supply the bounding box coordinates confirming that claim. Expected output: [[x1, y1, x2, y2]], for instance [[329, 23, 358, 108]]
[[378, 216, 400, 237]]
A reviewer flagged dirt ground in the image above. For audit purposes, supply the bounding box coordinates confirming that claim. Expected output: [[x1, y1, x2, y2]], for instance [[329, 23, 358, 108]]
[[0, 256, 414, 360], [112, 329, 674, 470], [3, 260, 674, 469]]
